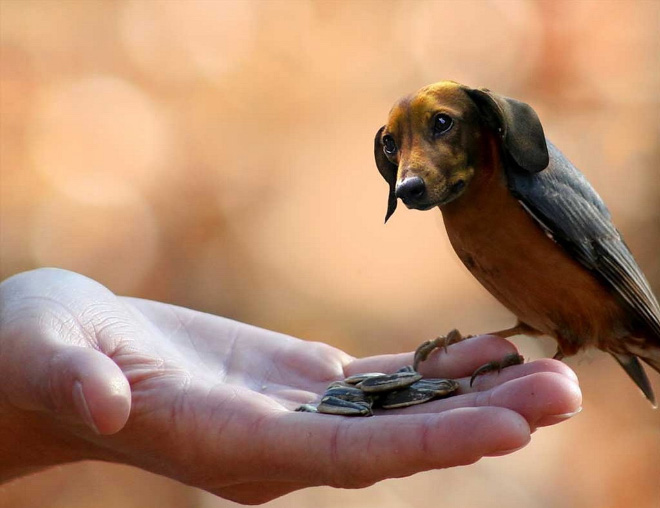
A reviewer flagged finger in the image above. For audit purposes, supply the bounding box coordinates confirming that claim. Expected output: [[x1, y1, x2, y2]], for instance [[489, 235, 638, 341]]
[[460, 358, 579, 391], [380, 371, 582, 429], [345, 335, 520, 379], [476, 372, 582, 428], [0, 269, 134, 434], [4, 344, 131, 435], [55, 347, 132, 434], [241, 406, 530, 488], [216, 481, 307, 505]]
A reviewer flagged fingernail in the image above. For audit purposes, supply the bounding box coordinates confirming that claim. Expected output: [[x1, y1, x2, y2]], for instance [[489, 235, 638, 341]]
[[487, 443, 528, 457], [72, 381, 100, 434], [537, 406, 583, 426], [553, 406, 583, 419]]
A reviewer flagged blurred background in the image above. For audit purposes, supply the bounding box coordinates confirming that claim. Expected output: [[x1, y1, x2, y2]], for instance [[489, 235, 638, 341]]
[[1, 0, 659, 507]]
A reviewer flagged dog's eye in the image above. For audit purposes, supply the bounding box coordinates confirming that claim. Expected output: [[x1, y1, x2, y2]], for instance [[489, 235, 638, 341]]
[[382, 135, 397, 155], [433, 114, 453, 135]]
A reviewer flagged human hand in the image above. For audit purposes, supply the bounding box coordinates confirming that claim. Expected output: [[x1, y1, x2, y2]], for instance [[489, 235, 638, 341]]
[[0, 268, 581, 504]]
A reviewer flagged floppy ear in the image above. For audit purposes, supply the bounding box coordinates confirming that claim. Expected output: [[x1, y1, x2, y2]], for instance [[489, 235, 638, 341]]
[[374, 125, 398, 223], [465, 88, 549, 173]]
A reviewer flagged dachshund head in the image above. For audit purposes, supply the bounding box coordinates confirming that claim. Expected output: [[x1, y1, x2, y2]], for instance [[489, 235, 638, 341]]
[[375, 81, 548, 222]]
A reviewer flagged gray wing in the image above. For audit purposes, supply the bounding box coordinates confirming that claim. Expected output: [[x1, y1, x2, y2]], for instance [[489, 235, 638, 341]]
[[505, 140, 660, 343]]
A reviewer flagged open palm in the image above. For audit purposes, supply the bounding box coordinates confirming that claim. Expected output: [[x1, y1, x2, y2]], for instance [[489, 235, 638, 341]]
[[0, 269, 581, 504]]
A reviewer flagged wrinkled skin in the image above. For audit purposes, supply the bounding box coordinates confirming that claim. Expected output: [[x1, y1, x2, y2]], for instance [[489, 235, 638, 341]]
[[0, 269, 581, 505]]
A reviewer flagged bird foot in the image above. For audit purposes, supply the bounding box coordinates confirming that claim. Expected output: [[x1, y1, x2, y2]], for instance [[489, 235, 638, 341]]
[[469, 353, 524, 387], [413, 329, 470, 371]]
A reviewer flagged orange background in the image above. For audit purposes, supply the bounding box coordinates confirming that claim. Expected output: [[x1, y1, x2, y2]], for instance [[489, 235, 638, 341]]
[[1, 1, 659, 507]]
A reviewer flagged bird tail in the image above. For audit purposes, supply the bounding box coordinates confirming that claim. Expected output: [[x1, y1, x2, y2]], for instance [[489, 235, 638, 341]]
[[610, 353, 657, 408], [640, 355, 660, 376]]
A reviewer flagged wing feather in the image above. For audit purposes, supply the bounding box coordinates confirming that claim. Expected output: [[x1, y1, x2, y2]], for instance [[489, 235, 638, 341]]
[[506, 141, 660, 343]]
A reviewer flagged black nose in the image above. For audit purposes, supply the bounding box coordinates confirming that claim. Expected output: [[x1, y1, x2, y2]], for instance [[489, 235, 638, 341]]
[[395, 176, 426, 204]]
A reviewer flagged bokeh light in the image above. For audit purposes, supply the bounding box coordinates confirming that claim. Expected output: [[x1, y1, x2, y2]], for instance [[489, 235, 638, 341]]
[[30, 189, 158, 294], [29, 75, 170, 205], [120, 0, 258, 83], [1, 1, 659, 507]]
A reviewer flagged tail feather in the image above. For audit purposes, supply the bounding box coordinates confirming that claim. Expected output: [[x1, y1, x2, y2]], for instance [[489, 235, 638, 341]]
[[610, 353, 656, 408], [640, 355, 660, 376]]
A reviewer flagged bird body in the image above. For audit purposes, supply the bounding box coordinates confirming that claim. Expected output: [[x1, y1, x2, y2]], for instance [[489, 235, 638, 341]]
[[441, 136, 633, 357], [374, 81, 660, 405]]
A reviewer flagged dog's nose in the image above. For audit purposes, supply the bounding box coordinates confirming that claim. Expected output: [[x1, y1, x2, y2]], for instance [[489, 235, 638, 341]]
[[395, 176, 426, 204]]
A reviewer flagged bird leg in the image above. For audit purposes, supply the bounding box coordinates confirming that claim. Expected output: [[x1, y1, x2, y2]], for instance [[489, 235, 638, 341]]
[[412, 322, 537, 384], [486, 322, 538, 339], [553, 348, 565, 361]]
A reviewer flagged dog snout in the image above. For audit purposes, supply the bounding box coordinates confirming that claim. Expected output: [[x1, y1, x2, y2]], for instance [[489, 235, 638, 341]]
[[395, 176, 426, 205]]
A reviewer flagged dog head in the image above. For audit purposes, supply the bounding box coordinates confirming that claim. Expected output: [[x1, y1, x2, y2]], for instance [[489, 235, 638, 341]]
[[375, 81, 549, 222]]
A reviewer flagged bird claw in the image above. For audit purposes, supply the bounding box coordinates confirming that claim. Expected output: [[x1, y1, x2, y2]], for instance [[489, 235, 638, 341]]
[[413, 329, 467, 370], [469, 353, 524, 387]]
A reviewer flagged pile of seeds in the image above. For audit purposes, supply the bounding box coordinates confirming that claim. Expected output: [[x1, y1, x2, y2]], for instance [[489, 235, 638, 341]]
[[296, 366, 459, 416]]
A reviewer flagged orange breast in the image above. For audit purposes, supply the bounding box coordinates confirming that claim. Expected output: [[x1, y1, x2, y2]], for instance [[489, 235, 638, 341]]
[[440, 166, 630, 356]]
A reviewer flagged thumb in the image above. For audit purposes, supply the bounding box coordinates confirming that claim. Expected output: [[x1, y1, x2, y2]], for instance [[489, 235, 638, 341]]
[[46, 346, 132, 435], [3, 341, 131, 435], [0, 269, 132, 434]]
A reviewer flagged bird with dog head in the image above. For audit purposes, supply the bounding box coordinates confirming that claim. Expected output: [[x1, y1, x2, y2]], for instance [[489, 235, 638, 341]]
[[374, 80, 660, 406]]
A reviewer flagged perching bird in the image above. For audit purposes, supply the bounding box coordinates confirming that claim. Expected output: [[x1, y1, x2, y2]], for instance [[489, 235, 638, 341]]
[[374, 80, 660, 405]]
